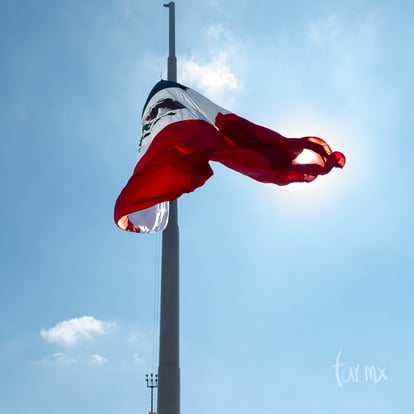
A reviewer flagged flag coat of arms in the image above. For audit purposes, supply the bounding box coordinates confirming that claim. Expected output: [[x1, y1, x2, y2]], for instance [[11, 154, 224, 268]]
[[114, 80, 345, 233]]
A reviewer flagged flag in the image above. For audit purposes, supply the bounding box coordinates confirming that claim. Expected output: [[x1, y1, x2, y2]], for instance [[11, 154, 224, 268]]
[[114, 80, 345, 233]]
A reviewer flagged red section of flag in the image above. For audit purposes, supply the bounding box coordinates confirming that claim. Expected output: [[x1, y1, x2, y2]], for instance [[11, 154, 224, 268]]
[[114, 119, 224, 225], [213, 113, 345, 185]]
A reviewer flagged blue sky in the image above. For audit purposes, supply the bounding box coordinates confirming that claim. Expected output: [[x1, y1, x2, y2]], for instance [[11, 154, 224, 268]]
[[1, 0, 413, 413]]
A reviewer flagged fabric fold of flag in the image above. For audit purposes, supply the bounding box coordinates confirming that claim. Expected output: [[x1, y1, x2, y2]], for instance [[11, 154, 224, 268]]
[[114, 80, 345, 233], [213, 112, 345, 185]]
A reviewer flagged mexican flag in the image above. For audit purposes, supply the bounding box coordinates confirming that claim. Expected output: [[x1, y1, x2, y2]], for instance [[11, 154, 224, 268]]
[[114, 80, 345, 233]]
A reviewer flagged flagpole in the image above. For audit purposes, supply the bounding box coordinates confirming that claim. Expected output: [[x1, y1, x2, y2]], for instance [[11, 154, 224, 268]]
[[158, 3, 180, 414]]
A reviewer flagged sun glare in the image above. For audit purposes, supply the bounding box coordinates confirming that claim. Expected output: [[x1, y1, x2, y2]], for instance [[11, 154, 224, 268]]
[[294, 148, 321, 165]]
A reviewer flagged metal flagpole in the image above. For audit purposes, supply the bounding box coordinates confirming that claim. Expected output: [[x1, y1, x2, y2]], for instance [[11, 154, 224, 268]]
[[157, 4, 180, 414]]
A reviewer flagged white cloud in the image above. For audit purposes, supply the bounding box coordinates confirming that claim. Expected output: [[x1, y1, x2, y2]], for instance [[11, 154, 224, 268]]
[[132, 352, 144, 363], [308, 14, 340, 43], [178, 24, 240, 100], [128, 331, 138, 342], [40, 316, 114, 347], [88, 354, 108, 366], [51, 352, 77, 364], [207, 0, 221, 11], [37, 352, 108, 366], [180, 53, 239, 99], [35, 352, 77, 365]]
